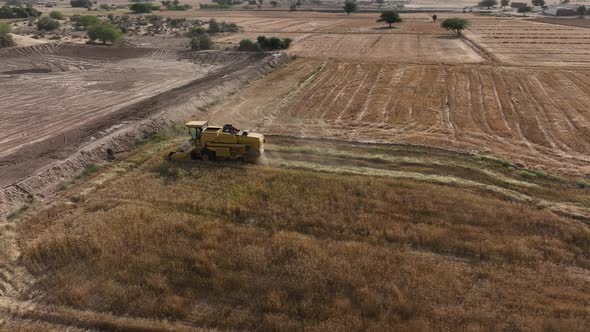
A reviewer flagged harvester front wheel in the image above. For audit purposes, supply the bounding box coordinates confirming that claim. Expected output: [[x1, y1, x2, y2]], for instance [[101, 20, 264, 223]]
[[201, 149, 215, 161]]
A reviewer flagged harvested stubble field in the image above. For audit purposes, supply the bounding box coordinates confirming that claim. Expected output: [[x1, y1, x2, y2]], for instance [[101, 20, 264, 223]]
[[530, 17, 590, 29], [11, 137, 590, 331], [207, 59, 590, 175], [211, 13, 483, 63], [465, 18, 590, 67]]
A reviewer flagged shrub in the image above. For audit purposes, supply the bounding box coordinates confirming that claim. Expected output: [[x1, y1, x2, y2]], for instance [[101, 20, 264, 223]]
[[110, 15, 131, 33], [49, 11, 65, 20], [220, 21, 239, 32], [256, 35, 293, 50], [207, 18, 220, 34], [199, 3, 231, 9], [0, 22, 15, 48], [188, 26, 206, 36], [37, 16, 60, 31], [0, 4, 41, 19], [87, 22, 122, 44], [517, 4, 532, 12], [70, 0, 93, 8], [478, 0, 497, 8], [72, 15, 100, 30], [190, 33, 212, 50], [238, 38, 260, 51], [161, 0, 191, 10], [130, 3, 159, 13], [283, 37, 293, 48]]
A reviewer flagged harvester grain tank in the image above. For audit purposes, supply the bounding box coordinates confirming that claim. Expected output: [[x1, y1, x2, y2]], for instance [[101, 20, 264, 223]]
[[168, 120, 264, 161]]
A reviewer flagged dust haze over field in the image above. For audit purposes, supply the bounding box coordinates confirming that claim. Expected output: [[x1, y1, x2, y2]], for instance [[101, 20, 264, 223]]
[[1, 6, 590, 332]]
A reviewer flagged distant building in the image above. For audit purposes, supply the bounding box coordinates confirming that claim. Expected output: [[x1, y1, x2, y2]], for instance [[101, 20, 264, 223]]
[[544, 5, 578, 16]]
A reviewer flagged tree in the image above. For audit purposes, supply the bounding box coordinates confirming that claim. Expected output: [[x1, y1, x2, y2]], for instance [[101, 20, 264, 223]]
[[343, 1, 357, 15], [49, 11, 65, 20], [37, 16, 60, 31], [561, 0, 570, 4], [441, 17, 469, 36], [87, 23, 122, 44], [500, 0, 509, 7], [377, 11, 402, 28], [258, 0, 263, 5], [270, 0, 278, 7], [578, 5, 587, 16], [375, 0, 384, 6], [479, 0, 497, 9], [531, 0, 544, 6], [0, 22, 15, 48]]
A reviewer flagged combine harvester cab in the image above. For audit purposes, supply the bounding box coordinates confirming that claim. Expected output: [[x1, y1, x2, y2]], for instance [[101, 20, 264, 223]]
[[168, 120, 264, 161]]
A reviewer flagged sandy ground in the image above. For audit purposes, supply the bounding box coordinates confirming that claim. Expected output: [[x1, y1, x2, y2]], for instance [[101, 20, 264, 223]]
[[8, 34, 46, 47]]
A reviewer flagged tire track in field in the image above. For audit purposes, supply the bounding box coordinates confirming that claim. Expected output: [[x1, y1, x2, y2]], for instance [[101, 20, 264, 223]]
[[289, 61, 338, 119], [440, 66, 456, 138], [380, 66, 405, 126]]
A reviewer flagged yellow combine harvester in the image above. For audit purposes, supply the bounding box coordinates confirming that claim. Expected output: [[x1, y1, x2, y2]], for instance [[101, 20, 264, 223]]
[[168, 121, 265, 161]]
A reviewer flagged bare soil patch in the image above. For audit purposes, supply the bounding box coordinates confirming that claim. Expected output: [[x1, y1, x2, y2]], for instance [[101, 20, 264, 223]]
[[0, 43, 285, 199]]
